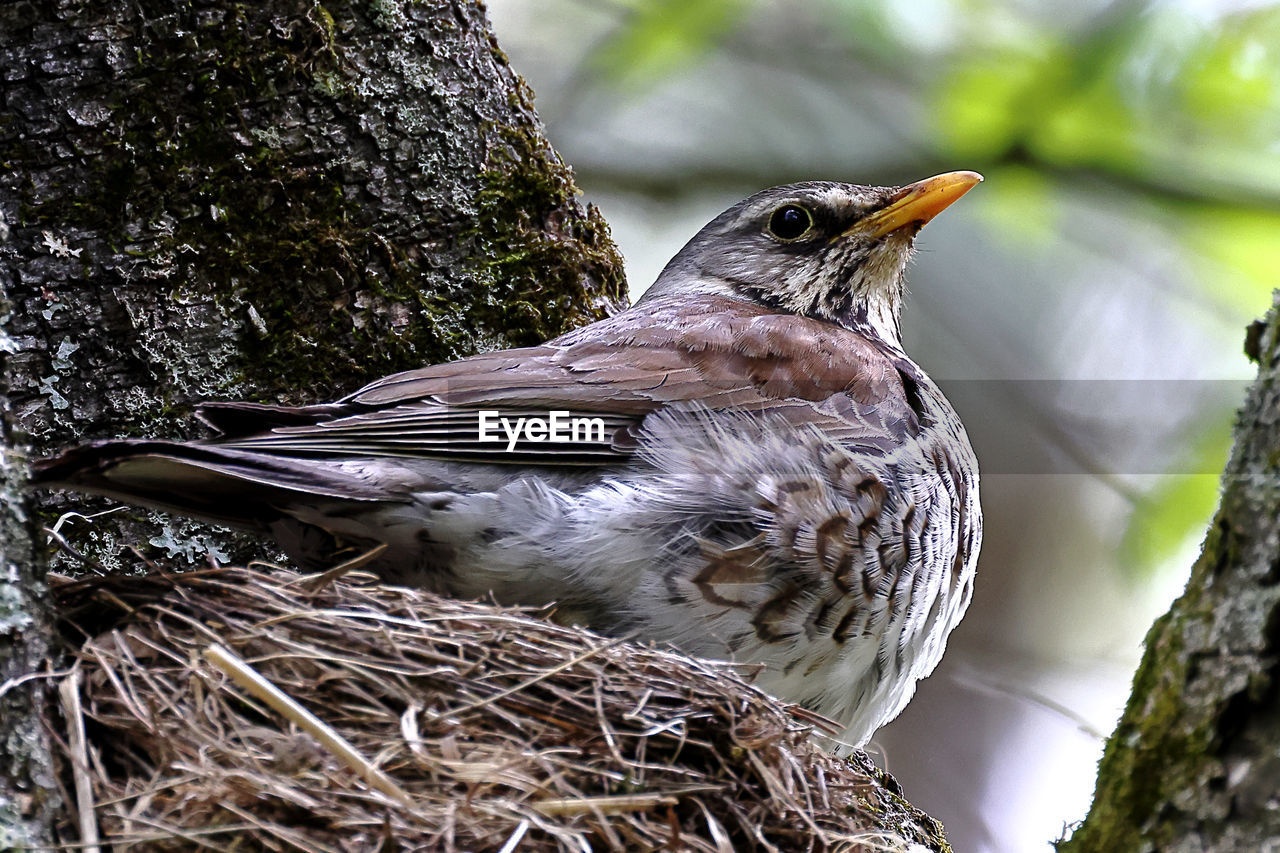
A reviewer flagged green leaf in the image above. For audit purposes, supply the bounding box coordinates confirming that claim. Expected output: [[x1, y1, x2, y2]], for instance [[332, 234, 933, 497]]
[[588, 0, 756, 92], [1181, 206, 1280, 319], [969, 165, 1061, 246], [1179, 9, 1280, 138], [933, 49, 1051, 159]]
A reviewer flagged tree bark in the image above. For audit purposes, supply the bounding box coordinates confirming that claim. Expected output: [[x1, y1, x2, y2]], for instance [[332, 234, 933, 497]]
[[1061, 294, 1280, 852], [0, 374, 55, 853], [0, 0, 626, 843]]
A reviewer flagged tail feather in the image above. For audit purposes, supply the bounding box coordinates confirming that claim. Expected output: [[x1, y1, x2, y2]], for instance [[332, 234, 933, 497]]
[[32, 439, 401, 530], [195, 401, 356, 437]]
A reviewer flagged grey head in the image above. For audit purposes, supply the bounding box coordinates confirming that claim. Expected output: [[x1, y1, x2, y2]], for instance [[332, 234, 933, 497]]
[[639, 172, 982, 347]]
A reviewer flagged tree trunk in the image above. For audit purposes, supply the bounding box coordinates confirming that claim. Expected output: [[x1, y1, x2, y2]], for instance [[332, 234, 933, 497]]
[[1061, 294, 1280, 852], [0, 384, 54, 853], [0, 0, 625, 843]]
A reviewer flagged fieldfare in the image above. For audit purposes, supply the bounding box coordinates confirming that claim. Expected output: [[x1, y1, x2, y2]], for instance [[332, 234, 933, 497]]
[[36, 172, 984, 747]]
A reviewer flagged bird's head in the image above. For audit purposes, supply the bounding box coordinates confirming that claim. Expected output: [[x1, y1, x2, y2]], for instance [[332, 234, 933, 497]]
[[641, 172, 982, 346]]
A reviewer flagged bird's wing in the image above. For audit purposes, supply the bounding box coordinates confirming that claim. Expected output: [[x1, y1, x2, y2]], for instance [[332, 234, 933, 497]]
[[213, 295, 919, 466]]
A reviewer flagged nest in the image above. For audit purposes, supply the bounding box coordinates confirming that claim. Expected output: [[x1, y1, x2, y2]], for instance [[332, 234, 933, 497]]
[[48, 565, 949, 852]]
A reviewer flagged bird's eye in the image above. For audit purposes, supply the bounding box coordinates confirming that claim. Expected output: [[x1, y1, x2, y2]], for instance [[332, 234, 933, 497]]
[[767, 204, 813, 241]]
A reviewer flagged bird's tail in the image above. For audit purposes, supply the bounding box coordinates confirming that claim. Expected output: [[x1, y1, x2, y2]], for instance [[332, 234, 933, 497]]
[[31, 439, 400, 531]]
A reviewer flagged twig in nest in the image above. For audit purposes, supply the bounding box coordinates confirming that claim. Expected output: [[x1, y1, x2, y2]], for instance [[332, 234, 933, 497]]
[[58, 665, 101, 853], [293, 542, 389, 593], [532, 793, 679, 816], [445, 636, 626, 719], [495, 819, 530, 853], [202, 643, 414, 808]]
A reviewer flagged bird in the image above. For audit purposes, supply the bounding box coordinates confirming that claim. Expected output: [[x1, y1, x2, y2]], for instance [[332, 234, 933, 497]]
[[35, 172, 983, 747]]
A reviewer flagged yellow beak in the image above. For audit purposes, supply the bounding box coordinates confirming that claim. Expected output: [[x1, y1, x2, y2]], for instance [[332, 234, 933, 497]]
[[852, 171, 983, 240]]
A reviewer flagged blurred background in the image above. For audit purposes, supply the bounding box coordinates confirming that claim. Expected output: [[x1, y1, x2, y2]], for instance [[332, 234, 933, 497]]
[[484, 1, 1280, 850]]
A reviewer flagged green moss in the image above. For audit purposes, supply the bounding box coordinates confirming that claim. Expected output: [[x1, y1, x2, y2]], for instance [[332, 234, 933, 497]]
[[1062, 616, 1188, 850], [22, 3, 624, 409], [1057, 518, 1226, 852], [463, 126, 627, 348], [19, 4, 377, 405]]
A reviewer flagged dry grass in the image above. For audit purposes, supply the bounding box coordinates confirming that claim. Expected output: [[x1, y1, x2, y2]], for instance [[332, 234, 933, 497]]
[[47, 565, 949, 852]]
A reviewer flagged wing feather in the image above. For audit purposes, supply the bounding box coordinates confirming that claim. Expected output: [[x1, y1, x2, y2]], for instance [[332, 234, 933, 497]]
[[213, 294, 918, 467]]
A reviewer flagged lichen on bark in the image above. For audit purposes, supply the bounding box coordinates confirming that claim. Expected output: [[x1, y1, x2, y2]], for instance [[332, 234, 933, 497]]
[[0, 277, 57, 848], [1060, 294, 1280, 852]]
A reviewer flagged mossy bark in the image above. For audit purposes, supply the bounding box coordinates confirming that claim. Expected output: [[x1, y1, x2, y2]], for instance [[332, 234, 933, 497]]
[[0, 0, 626, 843], [0, 374, 55, 853], [1061, 294, 1280, 852]]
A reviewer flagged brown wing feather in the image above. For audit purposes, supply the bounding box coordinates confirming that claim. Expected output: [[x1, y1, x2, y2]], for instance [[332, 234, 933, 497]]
[[216, 294, 917, 466]]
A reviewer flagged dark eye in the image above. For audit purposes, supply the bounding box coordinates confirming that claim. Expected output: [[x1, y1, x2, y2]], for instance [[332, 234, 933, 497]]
[[767, 204, 813, 240]]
